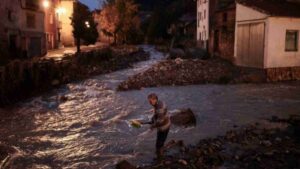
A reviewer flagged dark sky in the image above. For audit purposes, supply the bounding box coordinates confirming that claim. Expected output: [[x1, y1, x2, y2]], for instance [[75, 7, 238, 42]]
[[79, 0, 103, 10]]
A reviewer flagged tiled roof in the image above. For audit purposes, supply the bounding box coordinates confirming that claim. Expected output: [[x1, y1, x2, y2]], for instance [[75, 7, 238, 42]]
[[237, 0, 300, 18]]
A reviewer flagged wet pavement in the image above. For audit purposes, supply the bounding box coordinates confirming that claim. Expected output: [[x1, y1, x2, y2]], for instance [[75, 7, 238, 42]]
[[0, 46, 300, 169]]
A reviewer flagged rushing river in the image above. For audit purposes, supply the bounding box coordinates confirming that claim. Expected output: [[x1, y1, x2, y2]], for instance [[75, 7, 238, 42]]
[[0, 46, 300, 169]]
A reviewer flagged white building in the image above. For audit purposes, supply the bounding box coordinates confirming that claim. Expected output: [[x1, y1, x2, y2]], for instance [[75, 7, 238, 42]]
[[197, 0, 210, 49], [234, 0, 300, 68]]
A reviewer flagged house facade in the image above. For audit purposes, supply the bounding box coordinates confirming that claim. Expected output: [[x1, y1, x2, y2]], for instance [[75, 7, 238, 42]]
[[197, 0, 210, 49], [197, 0, 235, 60], [211, 3, 236, 61], [234, 0, 300, 68], [44, 0, 60, 50], [59, 0, 76, 47], [0, 0, 47, 58]]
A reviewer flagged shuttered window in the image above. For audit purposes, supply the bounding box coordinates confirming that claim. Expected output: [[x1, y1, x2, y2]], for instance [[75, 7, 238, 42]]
[[285, 30, 298, 51]]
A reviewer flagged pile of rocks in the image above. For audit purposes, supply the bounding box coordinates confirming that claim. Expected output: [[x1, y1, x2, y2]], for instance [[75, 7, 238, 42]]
[[118, 58, 267, 91], [117, 115, 300, 169]]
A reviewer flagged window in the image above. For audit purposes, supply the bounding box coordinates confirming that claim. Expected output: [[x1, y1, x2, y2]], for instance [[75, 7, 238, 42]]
[[204, 10, 206, 19], [49, 14, 54, 24], [26, 0, 39, 9], [223, 12, 228, 22], [7, 10, 12, 21], [200, 12, 202, 20], [285, 30, 298, 51], [199, 32, 202, 41], [26, 13, 36, 28]]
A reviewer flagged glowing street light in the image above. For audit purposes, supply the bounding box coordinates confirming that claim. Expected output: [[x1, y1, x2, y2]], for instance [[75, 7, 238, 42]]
[[85, 21, 90, 28], [43, 0, 50, 8]]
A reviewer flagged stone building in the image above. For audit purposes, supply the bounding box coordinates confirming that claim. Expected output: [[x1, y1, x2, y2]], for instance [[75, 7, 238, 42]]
[[196, 0, 235, 60], [0, 0, 47, 58], [211, 3, 236, 61]]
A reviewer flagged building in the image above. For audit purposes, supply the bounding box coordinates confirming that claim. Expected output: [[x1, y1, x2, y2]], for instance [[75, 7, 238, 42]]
[[234, 0, 300, 68], [0, 0, 47, 58], [44, 0, 60, 50], [197, 0, 211, 49], [59, 0, 76, 47], [197, 0, 235, 57], [211, 2, 236, 61]]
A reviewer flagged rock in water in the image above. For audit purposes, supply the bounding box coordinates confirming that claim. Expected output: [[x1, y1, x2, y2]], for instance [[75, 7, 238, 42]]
[[169, 48, 185, 59], [170, 108, 196, 127], [116, 160, 136, 169]]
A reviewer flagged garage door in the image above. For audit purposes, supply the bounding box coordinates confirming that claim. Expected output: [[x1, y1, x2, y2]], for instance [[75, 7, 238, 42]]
[[236, 22, 265, 68]]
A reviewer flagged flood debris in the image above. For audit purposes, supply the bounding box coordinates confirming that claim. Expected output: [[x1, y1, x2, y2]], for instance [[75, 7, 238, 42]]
[[118, 58, 266, 91], [119, 115, 300, 169]]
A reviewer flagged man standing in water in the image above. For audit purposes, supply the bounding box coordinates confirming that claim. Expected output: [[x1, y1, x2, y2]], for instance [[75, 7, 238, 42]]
[[146, 93, 171, 159]]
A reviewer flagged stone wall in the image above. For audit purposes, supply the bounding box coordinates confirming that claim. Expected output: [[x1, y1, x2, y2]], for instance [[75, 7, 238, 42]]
[[266, 67, 300, 82], [0, 46, 148, 106]]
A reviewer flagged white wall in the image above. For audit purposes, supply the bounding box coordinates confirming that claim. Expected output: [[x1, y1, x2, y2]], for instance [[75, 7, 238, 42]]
[[197, 0, 209, 45], [265, 17, 300, 68], [235, 3, 268, 22]]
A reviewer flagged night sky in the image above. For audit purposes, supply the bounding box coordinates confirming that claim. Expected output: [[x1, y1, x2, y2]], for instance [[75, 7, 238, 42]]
[[79, 0, 103, 10]]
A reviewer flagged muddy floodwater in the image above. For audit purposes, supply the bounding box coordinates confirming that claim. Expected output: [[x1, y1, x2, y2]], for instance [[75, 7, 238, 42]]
[[0, 46, 300, 169]]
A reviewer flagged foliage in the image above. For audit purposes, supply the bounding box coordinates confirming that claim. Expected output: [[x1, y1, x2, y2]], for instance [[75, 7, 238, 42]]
[[99, 0, 141, 44], [71, 2, 99, 52], [141, 0, 196, 43]]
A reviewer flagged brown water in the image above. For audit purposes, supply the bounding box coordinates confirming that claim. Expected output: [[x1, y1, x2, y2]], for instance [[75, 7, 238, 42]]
[[0, 46, 300, 169]]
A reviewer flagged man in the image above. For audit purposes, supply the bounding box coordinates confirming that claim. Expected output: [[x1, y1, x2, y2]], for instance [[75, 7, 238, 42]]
[[146, 93, 171, 159]]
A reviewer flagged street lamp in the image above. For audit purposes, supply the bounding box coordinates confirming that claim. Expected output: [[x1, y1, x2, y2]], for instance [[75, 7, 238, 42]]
[[43, 0, 50, 8], [85, 21, 90, 28]]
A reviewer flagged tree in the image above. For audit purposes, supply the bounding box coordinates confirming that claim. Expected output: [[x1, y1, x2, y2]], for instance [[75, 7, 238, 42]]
[[71, 2, 99, 53], [99, 3, 119, 44], [99, 0, 140, 44], [142, 0, 196, 43]]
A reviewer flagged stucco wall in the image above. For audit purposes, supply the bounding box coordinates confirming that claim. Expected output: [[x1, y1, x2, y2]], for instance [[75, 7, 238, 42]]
[[60, 0, 75, 47], [197, 0, 209, 47], [265, 17, 300, 68]]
